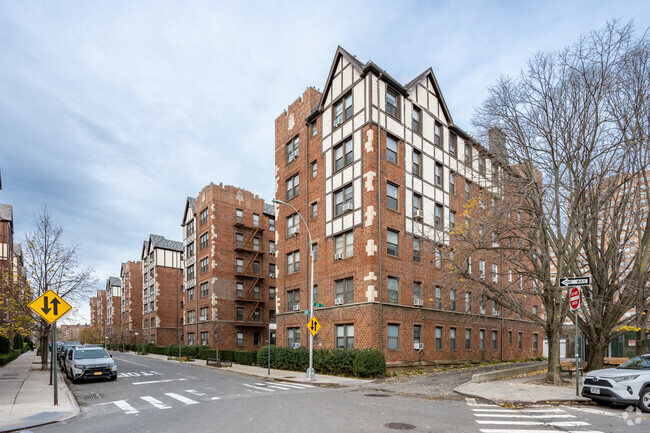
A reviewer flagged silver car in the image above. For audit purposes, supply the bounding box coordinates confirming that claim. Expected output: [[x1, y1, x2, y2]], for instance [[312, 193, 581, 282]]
[[581, 354, 650, 412], [65, 346, 117, 383]]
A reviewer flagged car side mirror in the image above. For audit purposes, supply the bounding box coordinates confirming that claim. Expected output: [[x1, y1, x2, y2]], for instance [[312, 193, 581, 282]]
[[110, 354, 113, 358]]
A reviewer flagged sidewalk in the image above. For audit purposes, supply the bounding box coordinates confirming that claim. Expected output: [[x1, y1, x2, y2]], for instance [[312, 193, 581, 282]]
[[454, 372, 591, 404], [0, 351, 79, 433]]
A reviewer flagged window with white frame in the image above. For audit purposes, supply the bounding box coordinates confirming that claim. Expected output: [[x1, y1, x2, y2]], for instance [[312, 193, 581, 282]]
[[387, 182, 399, 211], [386, 88, 399, 118], [434, 122, 442, 147], [286, 174, 299, 200], [413, 281, 421, 301], [434, 204, 443, 228], [449, 172, 456, 194], [492, 263, 498, 283], [333, 93, 352, 127], [286, 250, 300, 274], [336, 324, 354, 349], [465, 292, 471, 313], [287, 327, 300, 346], [412, 193, 421, 215], [450, 328, 457, 350], [237, 331, 244, 347], [479, 260, 485, 280], [334, 231, 354, 259], [435, 286, 442, 308], [412, 106, 421, 133], [436, 326, 443, 350], [387, 276, 399, 303], [335, 277, 354, 303], [449, 132, 457, 156], [334, 184, 354, 216], [387, 324, 400, 350], [465, 329, 472, 350], [386, 136, 398, 163], [287, 289, 300, 310], [435, 162, 443, 187], [200, 307, 208, 321], [285, 136, 299, 163], [200, 282, 208, 298], [450, 289, 456, 311], [334, 138, 354, 171], [412, 149, 421, 176], [387, 229, 399, 256]]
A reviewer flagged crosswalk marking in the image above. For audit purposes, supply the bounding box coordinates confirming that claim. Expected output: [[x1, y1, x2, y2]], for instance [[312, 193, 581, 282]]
[[141, 396, 171, 409], [476, 420, 590, 426], [474, 414, 574, 419], [243, 383, 275, 392], [185, 390, 206, 396], [112, 400, 139, 414], [472, 408, 566, 413], [165, 393, 199, 405], [133, 378, 188, 385]]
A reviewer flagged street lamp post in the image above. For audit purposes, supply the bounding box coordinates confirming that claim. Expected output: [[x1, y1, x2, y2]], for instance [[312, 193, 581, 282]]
[[272, 198, 315, 380]]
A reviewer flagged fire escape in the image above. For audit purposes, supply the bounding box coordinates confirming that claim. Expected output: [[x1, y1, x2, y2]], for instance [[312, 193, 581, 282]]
[[234, 216, 266, 326]]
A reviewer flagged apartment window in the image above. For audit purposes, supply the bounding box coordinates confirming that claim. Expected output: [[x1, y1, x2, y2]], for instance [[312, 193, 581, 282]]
[[435, 286, 442, 309], [336, 324, 354, 349], [269, 241, 275, 255], [533, 305, 538, 316], [334, 277, 354, 303], [286, 174, 299, 200], [508, 331, 512, 345], [450, 289, 456, 311], [435, 326, 443, 350], [252, 261, 260, 275], [200, 257, 209, 274], [188, 310, 195, 324], [188, 332, 195, 346], [449, 132, 457, 156], [313, 285, 318, 302], [269, 310, 276, 324], [492, 330, 498, 350], [434, 122, 442, 147], [412, 193, 421, 215], [334, 231, 354, 258], [479, 294, 486, 314], [186, 241, 195, 258], [334, 138, 354, 171], [449, 211, 456, 230], [413, 281, 421, 301], [435, 247, 442, 268], [253, 285, 260, 300], [200, 208, 208, 226], [333, 93, 352, 127], [200, 282, 209, 298], [533, 333, 539, 350], [237, 332, 244, 347], [492, 300, 499, 316], [449, 172, 456, 194], [434, 203, 443, 228], [236, 258, 244, 273], [465, 292, 471, 313], [251, 237, 260, 251], [287, 289, 300, 310], [236, 209, 243, 223], [199, 232, 208, 250], [186, 264, 195, 280], [414, 325, 422, 344], [311, 122, 318, 137], [492, 263, 498, 283], [519, 274, 523, 290], [450, 328, 457, 350], [412, 106, 421, 133], [286, 213, 300, 237], [311, 202, 317, 219], [285, 136, 299, 163], [334, 184, 354, 216], [236, 282, 244, 298], [465, 144, 472, 165], [386, 136, 398, 163], [435, 163, 443, 187], [311, 243, 318, 260], [387, 182, 399, 211], [200, 307, 208, 321], [387, 229, 399, 256], [413, 238, 421, 262], [236, 307, 244, 321], [287, 327, 300, 347], [479, 260, 485, 280], [465, 181, 471, 200], [286, 251, 300, 274], [252, 213, 259, 227], [187, 288, 195, 302], [480, 329, 485, 351], [478, 156, 486, 175], [186, 219, 195, 236], [269, 287, 276, 300], [386, 88, 399, 118], [533, 279, 538, 293], [387, 324, 400, 350], [269, 218, 275, 232], [254, 332, 261, 346], [518, 332, 523, 350], [311, 160, 317, 178], [387, 277, 399, 303], [412, 149, 421, 176], [254, 309, 260, 322]]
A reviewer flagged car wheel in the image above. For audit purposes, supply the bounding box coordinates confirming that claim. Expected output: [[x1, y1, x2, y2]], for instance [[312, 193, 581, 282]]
[[109, 375, 117, 381], [639, 388, 650, 413]]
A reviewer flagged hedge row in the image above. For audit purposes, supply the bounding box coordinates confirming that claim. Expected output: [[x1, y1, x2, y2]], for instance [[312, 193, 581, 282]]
[[0, 349, 21, 367], [256, 346, 386, 377], [104, 343, 258, 365], [0, 336, 10, 354]]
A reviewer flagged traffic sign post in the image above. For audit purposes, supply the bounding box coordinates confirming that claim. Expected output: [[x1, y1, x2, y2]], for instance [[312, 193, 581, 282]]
[[268, 323, 277, 375], [306, 317, 321, 337], [28, 289, 73, 406], [559, 277, 590, 397]]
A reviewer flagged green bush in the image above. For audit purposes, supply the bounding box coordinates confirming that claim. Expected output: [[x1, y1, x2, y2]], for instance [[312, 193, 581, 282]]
[[13, 334, 24, 350], [233, 350, 258, 365], [0, 336, 10, 354], [0, 349, 20, 366], [329, 349, 358, 376], [352, 350, 386, 377]]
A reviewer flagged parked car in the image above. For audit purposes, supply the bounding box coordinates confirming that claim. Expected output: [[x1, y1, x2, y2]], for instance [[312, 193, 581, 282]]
[[58, 341, 79, 365], [65, 346, 117, 384], [581, 354, 650, 412]]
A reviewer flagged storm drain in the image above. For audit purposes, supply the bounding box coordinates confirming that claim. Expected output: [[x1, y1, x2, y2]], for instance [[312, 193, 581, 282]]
[[79, 394, 101, 401], [385, 422, 415, 430]]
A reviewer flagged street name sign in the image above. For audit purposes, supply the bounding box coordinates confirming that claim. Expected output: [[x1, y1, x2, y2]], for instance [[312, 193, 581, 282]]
[[306, 317, 321, 336], [269, 323, 277, 330], [28, 289, 72, 324], [569, 287, 581, 310], [559, 276, 591, 287], [313, 303, 323, 308]]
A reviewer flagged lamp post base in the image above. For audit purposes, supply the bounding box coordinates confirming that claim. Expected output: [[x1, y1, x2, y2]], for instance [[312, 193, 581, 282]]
[[305, 368, 315, 381]]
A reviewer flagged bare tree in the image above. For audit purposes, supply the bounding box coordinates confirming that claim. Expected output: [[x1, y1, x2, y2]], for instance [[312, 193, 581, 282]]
[[464, 21, 649, 382], [23, 207, 97, 369]]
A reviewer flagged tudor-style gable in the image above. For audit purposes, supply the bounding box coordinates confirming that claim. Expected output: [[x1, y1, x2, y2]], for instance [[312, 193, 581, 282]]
[[405, 68, 453, 126]]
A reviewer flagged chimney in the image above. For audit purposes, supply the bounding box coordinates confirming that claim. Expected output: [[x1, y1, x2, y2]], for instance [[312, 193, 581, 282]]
[[488, 127, 507, 164]]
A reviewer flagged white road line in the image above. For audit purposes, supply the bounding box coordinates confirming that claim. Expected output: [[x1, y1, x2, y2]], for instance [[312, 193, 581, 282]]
[[267, 385, 293, 390], [211, 397, 221, 400], [273, 383, 315, 389], [561, 405, 620, 417], [243, 383, 275, 392], [474, 414, 574, 419], [185, 390, 206, 396], [165, 393, 199, 405], [471, 408, 567, 414], [476, 420, 590, 426], [140, 396, 171, 409], [112, 400, 139, 414], [466, 398, 499, 407], [133, 378, 188, 385], [479, 430, 602, 433]]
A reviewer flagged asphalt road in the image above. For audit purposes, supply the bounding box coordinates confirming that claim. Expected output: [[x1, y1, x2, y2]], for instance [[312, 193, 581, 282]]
[[26, 352, 650, 433]]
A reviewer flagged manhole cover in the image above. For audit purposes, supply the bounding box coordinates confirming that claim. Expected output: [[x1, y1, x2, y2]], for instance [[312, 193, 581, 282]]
[[364, 393, 391, 397], [385, 422, 415, 430], [79, 394, 101, 401]]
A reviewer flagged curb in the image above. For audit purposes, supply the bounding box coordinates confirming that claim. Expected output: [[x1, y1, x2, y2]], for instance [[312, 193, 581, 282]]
[[453, 386, 590, 405], [471, 363, 546, 383]]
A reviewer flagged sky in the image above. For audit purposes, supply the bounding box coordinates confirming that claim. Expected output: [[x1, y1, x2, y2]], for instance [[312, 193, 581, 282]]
[[2, 0, 649, 324]]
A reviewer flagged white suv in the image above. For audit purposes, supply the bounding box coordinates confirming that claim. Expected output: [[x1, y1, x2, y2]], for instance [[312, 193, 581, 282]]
[[65, 346, 117, 384], [581, 354, 650, 412]]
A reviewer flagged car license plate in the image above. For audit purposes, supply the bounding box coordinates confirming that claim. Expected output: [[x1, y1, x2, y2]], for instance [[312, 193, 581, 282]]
[[94, 372, 102, 376], [591, 387, 600, 394]]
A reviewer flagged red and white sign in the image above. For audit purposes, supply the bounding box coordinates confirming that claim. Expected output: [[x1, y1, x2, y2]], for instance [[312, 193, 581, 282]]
[[569, 287, 581, 310]]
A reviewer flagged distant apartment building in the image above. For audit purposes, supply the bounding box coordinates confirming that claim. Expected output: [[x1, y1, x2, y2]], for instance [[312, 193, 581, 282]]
[[141, 234, 183, 346], [90, 297, 98, 327], [59, 324, 88, 342], [120, 260, 143, 343], [105, 276, 122, 341], [96, 289, 107, 332], [274, 47, 542, 365], [181, 184, 276, 350]]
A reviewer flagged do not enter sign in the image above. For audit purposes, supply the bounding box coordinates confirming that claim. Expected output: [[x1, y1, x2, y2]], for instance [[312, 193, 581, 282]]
[[569, 287, 581, 310]]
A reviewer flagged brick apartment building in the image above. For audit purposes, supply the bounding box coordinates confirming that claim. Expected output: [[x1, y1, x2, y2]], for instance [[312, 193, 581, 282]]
[[180, 184, 276, 350], [58, 324, 88, 342], [274, 47, 542, 365], [105, 276, 122, 341], [90, 297, 98, 327], [141, 234, 183, 346], [120, 260, 143, 344], [96, 289, 107, 332]]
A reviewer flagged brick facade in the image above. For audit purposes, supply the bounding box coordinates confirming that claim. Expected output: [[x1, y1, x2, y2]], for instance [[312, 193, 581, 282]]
[[120, 261, 143, 343]]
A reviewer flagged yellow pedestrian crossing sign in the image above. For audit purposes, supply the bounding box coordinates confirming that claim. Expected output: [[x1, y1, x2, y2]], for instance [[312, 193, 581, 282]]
[[306, 317, 321, 336], [28, 289, 72, 324]]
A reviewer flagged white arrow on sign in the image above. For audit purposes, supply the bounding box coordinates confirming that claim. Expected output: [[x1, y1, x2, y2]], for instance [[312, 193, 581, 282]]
[[559, 276, 591, 287]]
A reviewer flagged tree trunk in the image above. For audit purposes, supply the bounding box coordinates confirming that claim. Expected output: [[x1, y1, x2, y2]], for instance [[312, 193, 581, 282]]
[[544, 324, 564, 384], [637, 325, 647, 356], [586, 338, 607, 372], [39, 332, 49, 370]]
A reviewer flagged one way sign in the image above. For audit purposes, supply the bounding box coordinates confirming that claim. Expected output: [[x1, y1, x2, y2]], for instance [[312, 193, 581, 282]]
[[559, 276, 591, 287], [28, 289, 72, 324]]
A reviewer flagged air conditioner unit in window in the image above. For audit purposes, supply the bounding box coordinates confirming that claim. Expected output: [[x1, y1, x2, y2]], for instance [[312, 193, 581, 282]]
[[292, 304, 301, 311], [292, 343, 301, 349], [414, 343, 424, 350], [288, 227, 299, 237], [269, 273, 275, 278], [334, 253, 343, 261], [342, 203, 353, 212], [413, 298, 424, 307], [333, 118, 341, 128], [414, 210, 424, 220], [334, 298, 344, 305], [292, 150, 299, 159], [269, 227, 275, 232]]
